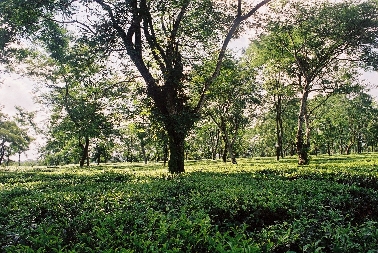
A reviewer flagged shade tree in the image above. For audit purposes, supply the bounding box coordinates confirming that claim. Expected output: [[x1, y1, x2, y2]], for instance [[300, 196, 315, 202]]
[[0, 111, 33, 165], [310, 92, 377, 155], [29, 41, 130, 167], [251, 0, 378, 164], [0, 0, 272, 173], [192, 54, 261, 164]]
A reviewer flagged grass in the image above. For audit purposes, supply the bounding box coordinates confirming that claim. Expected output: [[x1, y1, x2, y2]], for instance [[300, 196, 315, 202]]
[[1, 154, 378, 252]]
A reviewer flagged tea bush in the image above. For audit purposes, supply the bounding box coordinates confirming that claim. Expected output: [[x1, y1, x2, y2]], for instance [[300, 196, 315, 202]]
[[1, 155, 378, 252]]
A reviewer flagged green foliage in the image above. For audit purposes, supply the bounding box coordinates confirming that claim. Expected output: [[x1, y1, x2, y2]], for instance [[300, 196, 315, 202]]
[[0, 112, 33, 165], [2, 155, 378, 252]]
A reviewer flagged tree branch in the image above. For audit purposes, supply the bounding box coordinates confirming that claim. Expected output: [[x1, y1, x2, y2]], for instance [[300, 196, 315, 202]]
[[196, 0, 272, 112]]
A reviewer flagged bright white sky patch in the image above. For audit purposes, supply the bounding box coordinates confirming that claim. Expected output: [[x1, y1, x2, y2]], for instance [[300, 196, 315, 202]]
[[0, 73, 36, 116]]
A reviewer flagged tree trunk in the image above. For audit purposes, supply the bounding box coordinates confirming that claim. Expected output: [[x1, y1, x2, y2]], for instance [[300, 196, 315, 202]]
[[0, 143, 5, 165], [275, 94, 284, 161], [226, 135, 237, 164], [167, 130, 186, 173], [346, 143, 353, 155], [140, 141, 147, 164], [296, 89, 310, 165], [327, 141, 332, 156], [97, 152, 100, 165], [79, 136, 90, 167], [210, 129, 220, 160], [222, 140, 227, 162], [163, 143, 168, 167], [357, 133, 362, 154]]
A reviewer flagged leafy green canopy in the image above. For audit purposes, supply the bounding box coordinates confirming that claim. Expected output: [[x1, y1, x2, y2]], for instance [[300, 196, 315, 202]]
[[0, 112, 33, 164], [1, 0, 272, 172]]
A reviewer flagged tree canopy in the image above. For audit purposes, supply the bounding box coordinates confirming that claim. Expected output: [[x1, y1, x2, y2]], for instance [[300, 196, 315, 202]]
[[1, 0, 378, 168]]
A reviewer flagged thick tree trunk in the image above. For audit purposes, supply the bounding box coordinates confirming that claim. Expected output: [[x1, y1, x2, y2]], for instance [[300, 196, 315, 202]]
[[296, 89, 310, 165], [167, 130, 186, 173], [79, 136, 90, 167]]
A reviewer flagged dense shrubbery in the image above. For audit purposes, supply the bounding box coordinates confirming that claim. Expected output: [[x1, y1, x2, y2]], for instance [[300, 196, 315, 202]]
[[1, 155, 378, 252]]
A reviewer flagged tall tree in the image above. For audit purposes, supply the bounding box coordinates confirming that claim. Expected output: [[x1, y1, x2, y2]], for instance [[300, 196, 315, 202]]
[[0, 0, 272, 173], [0, 111, 33, 165], [245, 41, 297, 160], [30, 42, 128, 167], [253, 0, 378, 164], [193, 54, 260, 164]]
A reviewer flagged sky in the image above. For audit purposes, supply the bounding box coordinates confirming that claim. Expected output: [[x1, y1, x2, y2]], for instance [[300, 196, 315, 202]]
[[0, 73, 37, 115]]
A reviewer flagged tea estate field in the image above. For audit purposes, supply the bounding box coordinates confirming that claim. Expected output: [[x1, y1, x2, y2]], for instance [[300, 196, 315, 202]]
[[1, 155, 378, 252]]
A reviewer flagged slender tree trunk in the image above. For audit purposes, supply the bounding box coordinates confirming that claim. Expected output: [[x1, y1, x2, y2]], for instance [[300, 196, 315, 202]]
[[275, 94, 284, 161], [225, 133, 237, 164], [279, 110, 284, 158], [140, 141, 147, 164], [163, 143, 168, 167], [346, 143, 353, 155], [6, 147, 10, 166], [18, 152, 21, 166], [210, 129, 220, 160], [357, 133, 362, 154], [0, 143, 5, 165], [79, 136, 90, 167], [296, 88, 310, 165], [346, 136, 355, 155], [219, 117, 237, 164], [222, 140, 228, 162]]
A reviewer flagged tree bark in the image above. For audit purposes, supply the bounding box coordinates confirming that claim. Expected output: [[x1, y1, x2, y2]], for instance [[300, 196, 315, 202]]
[[222, 140, 228, 162], [327, 141, 332, 156], [94, 0, 271, 173], [167, 128, 186, 173], [79, 136, 90, 167], [163, 143, 168, 167], [140, 141, 147, 164], [275, 94, 284, 161], [210, 129, 220, 160], [296, 89, 310, 165]]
